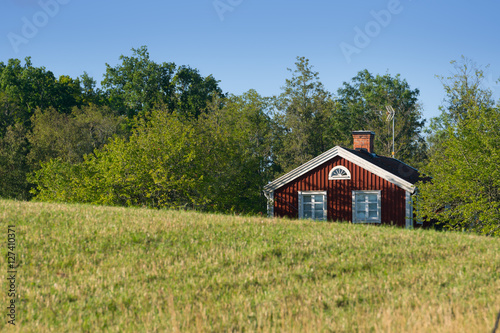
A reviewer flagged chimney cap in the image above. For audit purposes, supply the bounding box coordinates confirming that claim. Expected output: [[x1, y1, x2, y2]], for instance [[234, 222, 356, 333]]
[[352, 130, 375, 135]]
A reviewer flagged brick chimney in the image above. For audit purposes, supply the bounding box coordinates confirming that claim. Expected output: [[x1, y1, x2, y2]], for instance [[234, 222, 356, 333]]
[[352, 131, 375, 153]]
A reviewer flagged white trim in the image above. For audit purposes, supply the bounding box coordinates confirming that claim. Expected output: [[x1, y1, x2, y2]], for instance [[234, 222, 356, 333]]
[[405, 191, 413, 229], [264, 190, 274, 218], [264, 146, 415, 194], [352, 190, 381, 223], [269, 191, 274, 218], [298, 191, 327, 221], [328, 165, 351, 180], [264, 191, 274, 217]]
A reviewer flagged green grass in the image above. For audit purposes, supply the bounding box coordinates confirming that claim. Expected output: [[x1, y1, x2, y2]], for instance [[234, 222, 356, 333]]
[[1, 199, 499, 332]]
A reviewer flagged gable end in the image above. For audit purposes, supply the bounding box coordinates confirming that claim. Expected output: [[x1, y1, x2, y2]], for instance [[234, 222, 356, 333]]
[[264, 146, 416, 194]]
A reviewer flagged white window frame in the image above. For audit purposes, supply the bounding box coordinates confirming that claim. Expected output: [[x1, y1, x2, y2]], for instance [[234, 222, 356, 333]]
[[328, 166, 351, 180], [298, 191, 327, 221], [405, 191, 413, 229], [352, 190, 381, 223]]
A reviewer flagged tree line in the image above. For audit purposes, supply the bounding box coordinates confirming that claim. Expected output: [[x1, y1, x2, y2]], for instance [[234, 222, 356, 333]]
[[0, 47, 497, 235]]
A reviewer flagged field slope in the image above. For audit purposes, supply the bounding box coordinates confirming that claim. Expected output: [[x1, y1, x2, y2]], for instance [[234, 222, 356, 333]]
[[1, 199, 499, 332]]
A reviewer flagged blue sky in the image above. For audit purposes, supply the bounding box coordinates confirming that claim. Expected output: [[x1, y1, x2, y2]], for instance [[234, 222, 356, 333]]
[[2, 0, 500, 122]]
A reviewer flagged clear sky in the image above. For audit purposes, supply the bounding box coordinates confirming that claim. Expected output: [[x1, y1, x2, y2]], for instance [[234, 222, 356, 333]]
[[2, 0, 500, 122]]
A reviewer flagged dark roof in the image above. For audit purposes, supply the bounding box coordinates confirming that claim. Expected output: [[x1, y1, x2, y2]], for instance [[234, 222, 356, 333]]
[[342, 147, 423, 184]]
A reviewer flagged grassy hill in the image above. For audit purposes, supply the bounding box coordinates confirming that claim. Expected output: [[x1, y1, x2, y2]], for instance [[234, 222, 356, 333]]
[[1, 199, 499, 332]]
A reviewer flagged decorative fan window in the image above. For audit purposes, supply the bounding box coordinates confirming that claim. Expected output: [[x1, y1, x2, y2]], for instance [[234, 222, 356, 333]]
[[328, 166, 351, 180]]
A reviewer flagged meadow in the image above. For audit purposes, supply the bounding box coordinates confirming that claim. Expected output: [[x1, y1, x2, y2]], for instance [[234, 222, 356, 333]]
[[0, 199, 499, 332]]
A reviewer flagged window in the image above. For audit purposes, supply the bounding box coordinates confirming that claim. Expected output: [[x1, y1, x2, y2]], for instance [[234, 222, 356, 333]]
[[352, 191, 381, 223], [299, 191, 327, 221], [329, 166, 351, 180]]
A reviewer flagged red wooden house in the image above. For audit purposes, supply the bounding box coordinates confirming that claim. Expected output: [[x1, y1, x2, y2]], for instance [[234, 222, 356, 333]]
[[263, 131, 422, 228]]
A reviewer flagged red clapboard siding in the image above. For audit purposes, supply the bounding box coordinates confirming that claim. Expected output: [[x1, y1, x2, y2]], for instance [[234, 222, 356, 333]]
[[274, 156, 406, 226]]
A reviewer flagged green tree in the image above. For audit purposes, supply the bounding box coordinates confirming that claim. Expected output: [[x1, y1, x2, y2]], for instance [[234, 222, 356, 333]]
[[28, 105, 126, 166], [273, 57, 336, 173], [438, 57, 494, 123], [0, 123, 30, 200], [31, 96, 275, 214], [425, 57, 494, 159], [102, 46, 177, 117], [79, 72, 106, 106], [337, 70, 426, 166], [0, 57, 85, 127], [0, 91, 23, 137], [31, 108, 204, 208], [102, 46, 224, 118], [417, 61, 500, 236], [173, 65, 224, 118], [195, 92, 276, 212], [0, 58, 56, 128]]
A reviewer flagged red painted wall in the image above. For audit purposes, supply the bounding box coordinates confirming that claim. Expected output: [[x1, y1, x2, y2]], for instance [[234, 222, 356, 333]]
[[273, 156, 407, 226]]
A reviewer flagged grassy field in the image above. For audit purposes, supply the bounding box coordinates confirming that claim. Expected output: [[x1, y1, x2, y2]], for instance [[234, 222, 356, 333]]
[[0, 199, 499, 332]]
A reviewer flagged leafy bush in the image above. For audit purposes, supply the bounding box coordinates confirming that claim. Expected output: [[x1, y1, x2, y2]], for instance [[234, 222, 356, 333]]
[[31, 96, 274, 214], [418, 60, 500, 236]]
